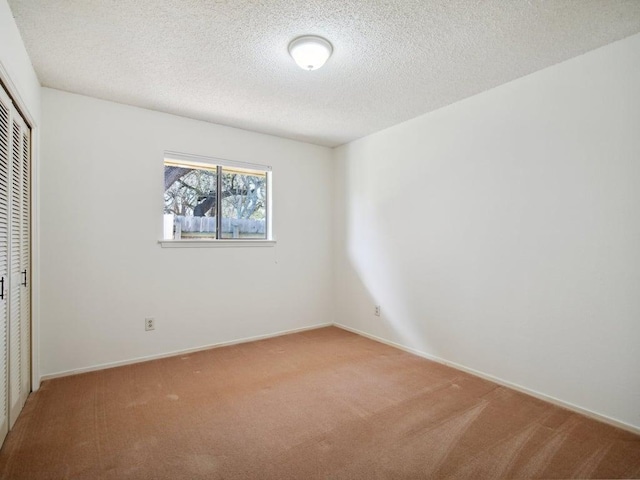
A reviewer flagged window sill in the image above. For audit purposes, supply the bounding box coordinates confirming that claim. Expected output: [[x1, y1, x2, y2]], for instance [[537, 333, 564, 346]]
[[158, 239, 277, 248]]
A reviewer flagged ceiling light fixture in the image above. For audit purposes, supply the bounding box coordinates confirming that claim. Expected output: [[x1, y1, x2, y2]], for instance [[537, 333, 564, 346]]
[[288, 35, 333, 71]]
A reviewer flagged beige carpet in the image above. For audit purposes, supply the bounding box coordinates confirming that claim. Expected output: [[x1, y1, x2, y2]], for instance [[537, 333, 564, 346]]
[[0, 327, 638, 479]]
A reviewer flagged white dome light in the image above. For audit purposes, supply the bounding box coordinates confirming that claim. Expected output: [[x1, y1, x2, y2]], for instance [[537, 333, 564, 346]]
[[288, 36, 333, 71]]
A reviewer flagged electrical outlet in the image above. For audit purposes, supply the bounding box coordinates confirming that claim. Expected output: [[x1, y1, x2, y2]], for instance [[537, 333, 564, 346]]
[[145, 317, 155, 331], [375, 305, 381, 317]]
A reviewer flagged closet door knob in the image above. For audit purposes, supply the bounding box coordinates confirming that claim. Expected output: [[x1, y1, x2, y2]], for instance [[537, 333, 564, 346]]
[[21, 270, 27, 287], [0, 277, 4, 299]]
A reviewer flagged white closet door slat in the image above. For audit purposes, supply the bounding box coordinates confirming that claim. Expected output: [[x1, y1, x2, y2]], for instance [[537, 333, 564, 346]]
[[0, 91, 10, 443], [20, 128, 30, 398], [8, 118, 22, 428]]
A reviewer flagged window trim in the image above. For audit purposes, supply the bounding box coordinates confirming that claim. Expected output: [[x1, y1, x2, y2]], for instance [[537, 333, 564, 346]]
[[158, 239, 276, 248], [162, 151, 273, 244], [165, 151, 272, 174]]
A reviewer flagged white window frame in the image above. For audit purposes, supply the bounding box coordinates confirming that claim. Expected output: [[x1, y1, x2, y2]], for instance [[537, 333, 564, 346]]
[[159, 151, 275, 248]]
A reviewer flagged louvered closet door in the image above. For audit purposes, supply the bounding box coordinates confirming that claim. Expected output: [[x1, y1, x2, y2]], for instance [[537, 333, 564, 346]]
[[0, 87, 10, 443], [8, 111, 28, 428], [0, 83, 30, 442], [19, 125, 30, 403]]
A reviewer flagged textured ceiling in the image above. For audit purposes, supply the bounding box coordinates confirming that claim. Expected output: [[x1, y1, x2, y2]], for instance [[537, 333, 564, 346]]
[[8, 0, 640, 147]]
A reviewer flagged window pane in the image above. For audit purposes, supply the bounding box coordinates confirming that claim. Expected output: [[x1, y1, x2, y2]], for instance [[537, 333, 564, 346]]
[[220, 167, 267, 239], [164, 163, 217, 239]]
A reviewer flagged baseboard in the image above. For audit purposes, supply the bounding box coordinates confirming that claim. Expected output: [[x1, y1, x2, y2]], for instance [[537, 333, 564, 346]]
[[40, 323, 332, 382], [334, 323, 640, 436]]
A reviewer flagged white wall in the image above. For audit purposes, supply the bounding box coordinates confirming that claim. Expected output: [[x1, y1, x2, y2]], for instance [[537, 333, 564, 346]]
[[40, 88, 333, 377], [1, 0, 41, 390], [333, 34, 640, 430]]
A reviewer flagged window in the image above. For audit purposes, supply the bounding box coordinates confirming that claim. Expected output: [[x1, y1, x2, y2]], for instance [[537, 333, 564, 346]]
[[163, 152, 272, 242]]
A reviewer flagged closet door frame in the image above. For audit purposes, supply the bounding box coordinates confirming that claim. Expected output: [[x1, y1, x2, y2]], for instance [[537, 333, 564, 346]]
[[0, 62, 39, 411]]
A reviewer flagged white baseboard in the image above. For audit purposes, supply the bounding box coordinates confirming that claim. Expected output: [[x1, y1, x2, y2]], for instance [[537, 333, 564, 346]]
[[39, 323, 332, 382], [334, 323, 640, 436]]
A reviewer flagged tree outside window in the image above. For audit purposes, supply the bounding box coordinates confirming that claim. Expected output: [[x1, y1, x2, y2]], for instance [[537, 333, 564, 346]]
[[164, 158, 269, 240]]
